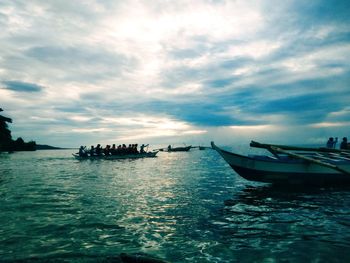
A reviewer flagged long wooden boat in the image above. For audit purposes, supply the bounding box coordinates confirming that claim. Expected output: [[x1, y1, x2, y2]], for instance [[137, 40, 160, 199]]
[[73, 151, 158, 160], [211, 141, 350, 186]]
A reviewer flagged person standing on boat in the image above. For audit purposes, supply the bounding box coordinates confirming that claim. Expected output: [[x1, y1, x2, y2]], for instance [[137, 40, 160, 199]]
[[340, 137, 348, 150], [78, 146, 88, 157], [326, 137, 338, 148], [140, 144, 149, 153]]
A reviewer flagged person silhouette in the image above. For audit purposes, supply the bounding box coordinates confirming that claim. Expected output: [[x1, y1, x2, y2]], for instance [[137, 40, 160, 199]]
[[340, 137, 348, 150], [326, 137, 338, 149], [140, 144, 149, 153]]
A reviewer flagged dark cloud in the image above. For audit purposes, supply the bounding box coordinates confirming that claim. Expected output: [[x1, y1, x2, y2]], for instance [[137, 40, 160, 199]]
[[20, 45, 137, 84], [137, 100, 251, 127], [2, 81, 44, 93], [223, 87, 349, 126], [205, 78, 234, 88], [260, 94, 326, 113], [171, 104, 236, 126], [294, 1, 350, 25]]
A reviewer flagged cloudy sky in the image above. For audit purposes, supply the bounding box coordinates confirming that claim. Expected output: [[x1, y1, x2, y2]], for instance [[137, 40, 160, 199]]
[[1, 0, 350, 147]]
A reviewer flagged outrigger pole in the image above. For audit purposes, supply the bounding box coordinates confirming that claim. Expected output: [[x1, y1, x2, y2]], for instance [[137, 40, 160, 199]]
[[250, 141, 350, 175], [250, 141, 350, 154], [271, 146, 350, 176]]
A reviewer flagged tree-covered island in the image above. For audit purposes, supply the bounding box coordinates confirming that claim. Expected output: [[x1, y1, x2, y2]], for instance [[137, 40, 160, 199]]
[[0, 108, 36, 152]]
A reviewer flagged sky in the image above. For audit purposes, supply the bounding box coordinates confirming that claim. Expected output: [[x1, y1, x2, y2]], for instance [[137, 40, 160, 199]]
[[1, 0, 350, 148]]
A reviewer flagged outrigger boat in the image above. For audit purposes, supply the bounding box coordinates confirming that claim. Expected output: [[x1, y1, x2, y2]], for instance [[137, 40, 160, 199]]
[[211, 141, 350, 186], [73, 151, 158, 160]]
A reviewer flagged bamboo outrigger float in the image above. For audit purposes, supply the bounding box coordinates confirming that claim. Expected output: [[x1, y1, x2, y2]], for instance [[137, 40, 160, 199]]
[[211, 141, 350, 186]]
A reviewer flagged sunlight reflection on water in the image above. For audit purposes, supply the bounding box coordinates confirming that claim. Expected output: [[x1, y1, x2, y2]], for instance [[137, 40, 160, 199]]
[[1, 148, 350, 262]]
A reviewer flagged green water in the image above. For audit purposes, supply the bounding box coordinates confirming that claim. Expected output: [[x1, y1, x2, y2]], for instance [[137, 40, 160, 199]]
[[1, 149, 350, 262]]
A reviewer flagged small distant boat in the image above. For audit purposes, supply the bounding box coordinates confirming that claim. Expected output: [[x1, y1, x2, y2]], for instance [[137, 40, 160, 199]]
[[73, 151, 158, 160], [211, 141, 350, 186], [189, 145, 210, 150], [166, 145, 192, 152]]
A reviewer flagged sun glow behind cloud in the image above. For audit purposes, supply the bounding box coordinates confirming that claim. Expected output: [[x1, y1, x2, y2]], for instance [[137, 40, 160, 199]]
[[67, 114, 208, 143], [1, 0, 350, 147], [310, 122, 350, 128], [102, 1, 264, 43]]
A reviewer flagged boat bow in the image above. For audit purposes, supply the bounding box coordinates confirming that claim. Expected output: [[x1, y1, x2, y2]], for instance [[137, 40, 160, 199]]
[[211, 141, 350, 186]]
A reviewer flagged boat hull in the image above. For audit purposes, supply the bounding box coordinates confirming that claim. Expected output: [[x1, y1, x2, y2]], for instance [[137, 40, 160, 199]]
[[168, 146, 192, 152], [231, 165, 350, 185], [211, 142, 350, 185], [73, 151, 158, 160]]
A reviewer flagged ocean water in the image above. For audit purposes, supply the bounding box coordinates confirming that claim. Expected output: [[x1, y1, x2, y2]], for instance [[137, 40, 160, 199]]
[[1, 147, 350, 262]]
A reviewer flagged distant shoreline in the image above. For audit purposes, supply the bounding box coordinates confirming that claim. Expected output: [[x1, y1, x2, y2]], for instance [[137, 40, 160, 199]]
[[0, 145, 75, 152], [36, 144, 74, 150]]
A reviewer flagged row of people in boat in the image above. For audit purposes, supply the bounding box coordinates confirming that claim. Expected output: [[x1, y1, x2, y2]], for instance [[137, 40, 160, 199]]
[[326, 137, 349, 150], [78, 143, 149, 157]]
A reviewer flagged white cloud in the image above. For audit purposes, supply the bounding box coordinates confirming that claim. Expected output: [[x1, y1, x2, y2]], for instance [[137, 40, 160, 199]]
[[226, 41, 281, 59], [72, 127, 112, 133], [329, 108, 350, 118], [230, 124, 276, 131], [309, 122, 350, 128], [282, 44, 350, 74], [1, 0, 350, 146]]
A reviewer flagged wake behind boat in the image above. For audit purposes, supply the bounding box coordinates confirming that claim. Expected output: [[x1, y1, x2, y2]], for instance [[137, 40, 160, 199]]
[[211, 141, 350, 186]]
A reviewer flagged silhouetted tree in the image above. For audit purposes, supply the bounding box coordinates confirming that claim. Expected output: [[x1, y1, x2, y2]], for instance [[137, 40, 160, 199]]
[[0, 108, 36, 152], [0, 108, 13, 151]]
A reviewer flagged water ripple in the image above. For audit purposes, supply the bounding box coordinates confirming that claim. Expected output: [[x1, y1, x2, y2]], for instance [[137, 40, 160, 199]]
[[1, 150, 350, 262]]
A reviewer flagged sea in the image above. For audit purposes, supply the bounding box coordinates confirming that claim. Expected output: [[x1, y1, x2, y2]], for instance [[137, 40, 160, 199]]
[[1, 147, 350, 262]]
